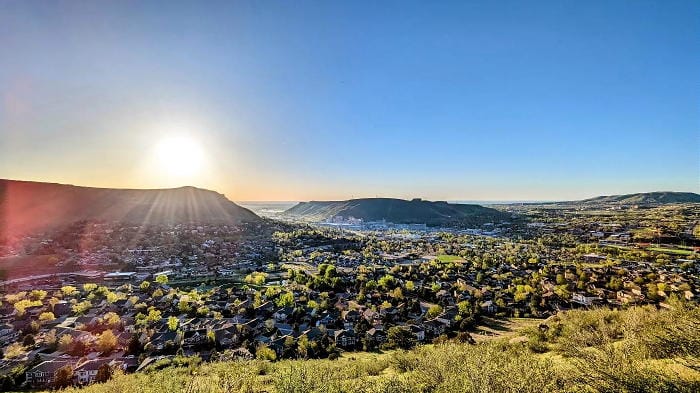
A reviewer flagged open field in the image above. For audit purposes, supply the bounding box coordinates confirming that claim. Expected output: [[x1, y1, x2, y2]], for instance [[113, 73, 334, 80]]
[[647, 246, 695, 256], [435, 254, 466, 263], [472, 317, 541, 343]]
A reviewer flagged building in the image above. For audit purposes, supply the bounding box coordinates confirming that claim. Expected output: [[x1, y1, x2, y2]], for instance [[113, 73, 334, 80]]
[[26, 360, 73, 387]]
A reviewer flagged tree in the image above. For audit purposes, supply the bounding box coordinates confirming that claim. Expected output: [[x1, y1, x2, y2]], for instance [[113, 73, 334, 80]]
[[102, 312, 121, 328], [2, 343, 24, 359], [23, 334, 35, 346], [29, 290, 47, 301], [97, 330, 118, 354], [555, 274, 566, 285], [95, 363, 113, 383], [178, 300, 192, 313], [167, 316, 179, 331], [324, 265, 337, 279], [48, 297, 60, 311], [155, 274, 169, 285], [244, 272, 267, 286], [405, 280, 415, 291], [426, 304, 443, 319], [39, 312, 55, 322], [127, 334, 142, 355], [61, 286, 78, 297], [276, 292, 294, 307], [140, 281, 151, 291], [457, 301, 472, 317], [54, 365, 74, 389], [386, 326, 415, 350], [196, 306, 210, 316], [145, 307, 162, 323], [297, 335, 311, 359], [58, 334, 73, 352], [256, 345, 277, 361], [44, 329, 58, 349]]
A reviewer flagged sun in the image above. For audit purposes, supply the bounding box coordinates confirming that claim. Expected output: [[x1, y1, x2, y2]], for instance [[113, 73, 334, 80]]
[[154, 136, 205, 178]]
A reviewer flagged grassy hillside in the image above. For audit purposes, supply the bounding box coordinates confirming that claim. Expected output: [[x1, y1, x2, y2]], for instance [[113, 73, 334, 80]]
[[53, 301, 699, 393], [283, 198, 509, 227], [578, 191, 700, 205]]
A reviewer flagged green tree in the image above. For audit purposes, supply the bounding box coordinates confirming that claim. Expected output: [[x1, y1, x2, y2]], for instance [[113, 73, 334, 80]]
[[95, 363, 113, 383], [97, 330, 118, 354], [256, 345, 277, 361], [54, 366, 74, 389], [426, 304, 443, 319], [276, 292, 295, 307], [167, 316, 179, 331], [386, 326, 415, 350]]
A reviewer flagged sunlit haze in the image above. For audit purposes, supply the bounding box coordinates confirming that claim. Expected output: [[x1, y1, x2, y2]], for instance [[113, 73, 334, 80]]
[[1, 1, 698, 201]]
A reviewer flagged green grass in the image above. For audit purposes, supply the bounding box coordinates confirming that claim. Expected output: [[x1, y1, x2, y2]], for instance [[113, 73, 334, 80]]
[[435, 254, 465, 263], [647, 247, 695, 256]]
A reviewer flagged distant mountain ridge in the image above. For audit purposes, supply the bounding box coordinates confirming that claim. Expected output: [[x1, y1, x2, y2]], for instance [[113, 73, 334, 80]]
[[0, 180, 259, 237], [575, 191, 700, 205], [283, 198, 509, 226]]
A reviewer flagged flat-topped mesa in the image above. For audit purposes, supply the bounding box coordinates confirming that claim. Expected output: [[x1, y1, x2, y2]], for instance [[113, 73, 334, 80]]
[[0, 179, 260, 237], [282, 197, 509, 227]]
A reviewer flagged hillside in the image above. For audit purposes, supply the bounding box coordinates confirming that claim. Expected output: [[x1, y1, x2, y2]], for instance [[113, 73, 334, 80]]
[[283, 198, 509, 226], [0, 180, 259, 237], [577, 191, 700, 205], [43, 304, 700, 393]]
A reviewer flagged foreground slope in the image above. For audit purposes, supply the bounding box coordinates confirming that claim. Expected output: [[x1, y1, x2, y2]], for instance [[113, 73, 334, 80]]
[[0, 180, 259, 237], [283, 198, 509, 226], [51, 303, 700, 393]]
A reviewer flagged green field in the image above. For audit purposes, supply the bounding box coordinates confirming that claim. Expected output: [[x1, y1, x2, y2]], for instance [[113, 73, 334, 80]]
[[435, 254, 465, 263], [647, 247, 695, 256]]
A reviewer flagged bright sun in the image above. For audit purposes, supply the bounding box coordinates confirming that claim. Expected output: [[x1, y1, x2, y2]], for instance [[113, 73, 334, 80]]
[[154, 136, 205, 178]]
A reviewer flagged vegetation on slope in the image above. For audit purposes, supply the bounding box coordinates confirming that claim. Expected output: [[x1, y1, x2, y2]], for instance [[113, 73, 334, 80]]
[[283, 198, 509, 227], [53, 301, 699, 393], [577, 191, 700, 205]]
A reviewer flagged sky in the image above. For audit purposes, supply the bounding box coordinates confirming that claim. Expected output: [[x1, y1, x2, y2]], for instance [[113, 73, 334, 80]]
[[1, 1, 698, 202]]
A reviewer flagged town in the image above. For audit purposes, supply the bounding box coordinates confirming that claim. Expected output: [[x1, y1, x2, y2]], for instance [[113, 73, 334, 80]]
[[0, 201, 698, 390]]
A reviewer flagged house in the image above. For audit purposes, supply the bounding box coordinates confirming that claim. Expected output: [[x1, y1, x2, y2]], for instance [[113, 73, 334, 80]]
[[182, 329, 209, 348], [408, 325, 425, 342], [341, 309, 360, 322], [273, 307, 294, 322], [572, 292, 602, 307], [616, 290, 643, 304], [480, 300, 497, 314], [334, 329, 356, 349], [148, 331, 180, 351], [0, 324, 20, 346], [365, 327, 387, 345], [53, 301, 72, 316], [423, 319, 446, 337], [26, 360, 74, 387], [74, 358, 114, 385]]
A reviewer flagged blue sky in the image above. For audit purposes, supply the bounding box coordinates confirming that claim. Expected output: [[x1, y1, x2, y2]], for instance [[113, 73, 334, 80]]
[[1, 1, 698, 201]]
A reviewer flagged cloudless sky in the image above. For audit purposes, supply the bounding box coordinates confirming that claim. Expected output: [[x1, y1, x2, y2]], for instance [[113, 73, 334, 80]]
[[1, 0, 698, 201]]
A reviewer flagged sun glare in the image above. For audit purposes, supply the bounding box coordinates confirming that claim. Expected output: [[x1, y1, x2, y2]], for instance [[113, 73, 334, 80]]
[[154, 136, 205, 178]]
